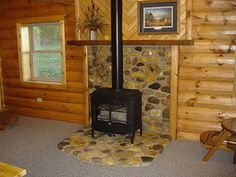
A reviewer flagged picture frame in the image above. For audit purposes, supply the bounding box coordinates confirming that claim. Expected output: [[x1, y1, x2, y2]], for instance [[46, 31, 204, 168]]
[[138, 0, 179, 34]]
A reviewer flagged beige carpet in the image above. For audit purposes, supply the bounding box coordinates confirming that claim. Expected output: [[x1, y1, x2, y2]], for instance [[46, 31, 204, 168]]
[[1, 116, 235, 177]]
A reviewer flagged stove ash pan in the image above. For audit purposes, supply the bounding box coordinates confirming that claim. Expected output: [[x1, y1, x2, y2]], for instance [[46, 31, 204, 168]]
[[90, 88, 142, 144]]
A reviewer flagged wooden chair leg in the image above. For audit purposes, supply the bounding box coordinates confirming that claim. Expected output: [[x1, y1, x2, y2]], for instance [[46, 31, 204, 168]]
[[202, 130, 230, 161], [203, 148, 217, 161]]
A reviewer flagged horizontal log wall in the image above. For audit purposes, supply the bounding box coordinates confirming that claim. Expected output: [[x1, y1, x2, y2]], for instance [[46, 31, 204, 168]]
[[0, 0, 87, 124], [177, 0, 236, 140]]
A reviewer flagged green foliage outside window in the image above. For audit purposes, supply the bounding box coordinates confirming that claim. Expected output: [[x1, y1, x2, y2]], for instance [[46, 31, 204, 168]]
[[31, 22, 62, 82], [33, 53, 62, 82]]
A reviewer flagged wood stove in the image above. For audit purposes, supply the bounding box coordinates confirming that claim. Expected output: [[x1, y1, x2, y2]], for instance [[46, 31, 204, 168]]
[[90, 0, 142, 144], [91, 88, 142, 143]]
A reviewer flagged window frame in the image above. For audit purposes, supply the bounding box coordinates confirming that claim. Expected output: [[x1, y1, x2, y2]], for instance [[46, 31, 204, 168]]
[[16, 16, 66, 89]]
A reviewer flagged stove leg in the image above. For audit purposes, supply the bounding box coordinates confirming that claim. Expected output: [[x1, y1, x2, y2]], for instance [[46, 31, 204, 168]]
[[130, 133, 135, 144], [140, 127, 142, 136], [91, 127, 94, 138]]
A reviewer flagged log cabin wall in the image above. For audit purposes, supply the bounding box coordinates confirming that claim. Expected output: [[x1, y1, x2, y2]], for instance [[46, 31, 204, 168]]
[[0, 0, 87, 124], [177, 0, 236, 140]]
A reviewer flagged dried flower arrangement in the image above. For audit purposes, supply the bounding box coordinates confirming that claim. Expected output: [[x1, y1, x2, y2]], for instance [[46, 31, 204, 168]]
[[78, 0, 108, 36]]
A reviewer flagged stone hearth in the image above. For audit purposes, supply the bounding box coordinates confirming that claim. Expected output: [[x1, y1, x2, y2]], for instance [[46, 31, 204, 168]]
[[58, 117, 171, 166]]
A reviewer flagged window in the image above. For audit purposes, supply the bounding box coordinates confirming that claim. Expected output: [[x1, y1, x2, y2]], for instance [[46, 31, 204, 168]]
[[17, 20, 66, 86]]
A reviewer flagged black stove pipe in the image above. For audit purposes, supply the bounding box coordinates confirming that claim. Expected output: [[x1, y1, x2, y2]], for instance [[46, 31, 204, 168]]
[[111, 0, 123, 90]]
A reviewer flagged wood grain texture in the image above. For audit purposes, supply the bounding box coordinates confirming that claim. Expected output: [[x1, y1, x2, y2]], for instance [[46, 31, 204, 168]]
[[170, 46, 179, 140], [178, 80, 233, 95], [186, 0, 193, 39], [75, 0, 189, 40], [0, 0, 87, 124], [83, 46, 89, 126], [178, 0, 236, 140]]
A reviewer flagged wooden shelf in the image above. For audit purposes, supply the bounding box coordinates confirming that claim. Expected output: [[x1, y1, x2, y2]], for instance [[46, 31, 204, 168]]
[[67, 39, 194, 46]]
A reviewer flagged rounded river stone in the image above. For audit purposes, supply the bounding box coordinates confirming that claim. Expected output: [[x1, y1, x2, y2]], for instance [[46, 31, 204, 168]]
[[137, 77, 144, 82], [145, 104, 155, 111], [93, 57, 103, 66], [162, 99, 170, 106], [156, 76, 165, 81], [132, 57, 138, 66], [91, 46, 98, 53], [147, 97, 160, 105], [160, 134, 172, 141], [135, 47, 142, 51], [137, 62, 145, 67], [101, 149, 110, 153], [132, 67, 139, 72], [125, 58, 131, 65], [120, 143, 126, 146], [152, 144, 164, 153], [64, 146, 75, 153], [161, 86, 170, 93], [141, 156, 154, 162], [58, 142, 70, 150], [148, 82, 161, 90], [106, 56, 112, 62], [124, 70, 131, 75], [163, 108, 170, 118], [158, 52, 165, 57], [163, 71, 171, 76], [90, 141, 97, 145], [73, 151, 81, 157], [143, 89, 153, 95]]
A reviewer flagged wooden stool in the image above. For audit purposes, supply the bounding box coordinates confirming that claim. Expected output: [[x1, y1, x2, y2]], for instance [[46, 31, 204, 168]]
[[200, 130, 230, 161], [0, 162, 26, 177], [200, 118, 236, 163]]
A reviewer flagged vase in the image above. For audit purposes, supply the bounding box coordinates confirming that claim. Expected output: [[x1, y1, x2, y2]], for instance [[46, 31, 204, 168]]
[[76, 30, 81, 40], [90, 29, 97, 40]]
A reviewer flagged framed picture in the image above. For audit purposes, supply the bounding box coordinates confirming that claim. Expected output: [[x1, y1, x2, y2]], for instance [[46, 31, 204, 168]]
[[138, 0, 179, 34]]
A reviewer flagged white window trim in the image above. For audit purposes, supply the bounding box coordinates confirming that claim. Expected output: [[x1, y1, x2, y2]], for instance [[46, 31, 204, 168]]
[[16, 17, 66, 89]]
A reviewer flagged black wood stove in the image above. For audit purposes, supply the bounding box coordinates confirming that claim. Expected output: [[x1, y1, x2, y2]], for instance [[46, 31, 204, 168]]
[[90, 0, 142, 144]]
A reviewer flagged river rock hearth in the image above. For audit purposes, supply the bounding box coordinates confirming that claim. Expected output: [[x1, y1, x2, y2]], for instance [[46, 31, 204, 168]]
[[58, 117, 171, 166]]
